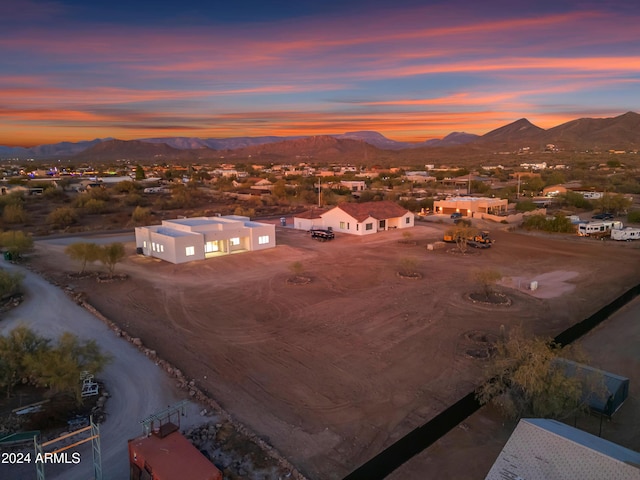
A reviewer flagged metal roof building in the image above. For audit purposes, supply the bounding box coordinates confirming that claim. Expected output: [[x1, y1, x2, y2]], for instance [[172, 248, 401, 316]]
[[485, 418, 640, 480]]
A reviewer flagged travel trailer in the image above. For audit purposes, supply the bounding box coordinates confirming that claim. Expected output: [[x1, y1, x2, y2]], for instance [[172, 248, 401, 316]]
[[611, 227, 640, 241], [577, 221, 623, 238]]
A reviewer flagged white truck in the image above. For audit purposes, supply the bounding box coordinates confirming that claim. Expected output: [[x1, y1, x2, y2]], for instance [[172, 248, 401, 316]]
[[611, 227, 640, 241]]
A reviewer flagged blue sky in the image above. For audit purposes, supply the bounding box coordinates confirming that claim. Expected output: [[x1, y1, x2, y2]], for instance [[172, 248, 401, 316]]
[[1, 0, 639, 146]]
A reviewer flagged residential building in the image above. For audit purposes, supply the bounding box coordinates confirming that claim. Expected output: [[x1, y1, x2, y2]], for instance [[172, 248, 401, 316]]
[[340, 180, 366, 192], [293, 201, 414, 235], [135, 216, 276, 264], [485, 418, 640, 480], [434, 196, 508, 216]]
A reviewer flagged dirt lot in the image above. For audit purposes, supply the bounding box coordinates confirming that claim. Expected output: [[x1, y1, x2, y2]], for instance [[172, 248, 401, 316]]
[[29, 220, 640, 479]]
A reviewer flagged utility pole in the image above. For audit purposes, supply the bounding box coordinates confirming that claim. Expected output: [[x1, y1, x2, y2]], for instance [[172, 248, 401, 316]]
[[317, 177, 321, 207]]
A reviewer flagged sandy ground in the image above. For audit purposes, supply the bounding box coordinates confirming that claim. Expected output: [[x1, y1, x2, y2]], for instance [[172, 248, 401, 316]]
[[388, 295, 640, 479], [0, 263, 204, 480], [25, 219, 640, 479]]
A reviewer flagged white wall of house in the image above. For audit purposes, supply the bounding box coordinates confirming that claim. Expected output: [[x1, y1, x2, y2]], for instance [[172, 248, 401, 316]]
[[320, 208, 361, 235]]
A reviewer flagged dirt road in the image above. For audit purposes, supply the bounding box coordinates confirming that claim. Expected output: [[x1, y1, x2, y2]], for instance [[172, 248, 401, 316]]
[[0, 262, 203, 480]]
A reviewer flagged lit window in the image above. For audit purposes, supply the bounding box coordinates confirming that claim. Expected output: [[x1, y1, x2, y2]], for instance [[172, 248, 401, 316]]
[[151, 242, 156, 251], [143, 241, 147, 248], [258, 235, 269, 244], [159, 244, 164, 252], [205, 242, 219, 253], [340, 221, 346, 229], [230, 237, 240, 246], [365, 223, 373, 230], [185, 246, 195, 256]]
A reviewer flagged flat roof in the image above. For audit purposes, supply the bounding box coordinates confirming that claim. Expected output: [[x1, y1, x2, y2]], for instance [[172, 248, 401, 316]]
[[154, 227, 199, 238], [439, 196, 507, 202]]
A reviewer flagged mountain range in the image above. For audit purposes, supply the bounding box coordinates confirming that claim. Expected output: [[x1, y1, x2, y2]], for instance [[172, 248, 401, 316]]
[[1, 112, 638, 162]]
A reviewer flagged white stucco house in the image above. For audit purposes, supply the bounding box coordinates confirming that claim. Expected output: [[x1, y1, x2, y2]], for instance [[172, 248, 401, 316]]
[[293, 201, 414, 235], [135, 216, 276, 264]]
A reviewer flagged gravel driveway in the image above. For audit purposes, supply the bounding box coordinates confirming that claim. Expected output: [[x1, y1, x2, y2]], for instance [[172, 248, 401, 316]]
[[0, 262, 202, 480]]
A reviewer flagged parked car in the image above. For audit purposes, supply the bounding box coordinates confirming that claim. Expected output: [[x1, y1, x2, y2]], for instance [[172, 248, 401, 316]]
[[592, 212, 614, 220], [450, 212, 462, 219]]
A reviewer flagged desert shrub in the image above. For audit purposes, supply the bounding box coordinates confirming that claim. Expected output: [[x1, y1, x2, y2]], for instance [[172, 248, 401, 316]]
[[47, 206, 78, 227], [82, 198, 108, 214], [0, 192, 24, 209], [522, 214, 575, 233], [515, 200, 537, 212], [131, 206, 151, 224], [112, 180, 138, 194], [42, 188, 69, 202], [2, 204, 28, 224], [123, 193, 145, 207], [233, 206, 255, 217], [73, 188, 110, 207], [0, 269, 23, 298]]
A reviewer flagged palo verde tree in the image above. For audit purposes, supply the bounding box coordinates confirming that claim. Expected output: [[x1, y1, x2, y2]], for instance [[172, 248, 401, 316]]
[[475, 326, 604, 420], [445, 219, 477, 253], [0, 325, 50, 399], [0, 230, 34, 259], [99, 242, 126, 276], [65, 242, 102, 274], [25, 332, 111, 405], [471, 268, 502, 302]]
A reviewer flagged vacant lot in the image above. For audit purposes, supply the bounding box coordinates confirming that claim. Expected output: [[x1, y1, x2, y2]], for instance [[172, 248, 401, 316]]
[[31, 221, 640, 479]]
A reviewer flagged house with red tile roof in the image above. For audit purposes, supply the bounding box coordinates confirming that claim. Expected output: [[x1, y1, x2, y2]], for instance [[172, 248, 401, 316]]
[[293, 201, 414, 235]]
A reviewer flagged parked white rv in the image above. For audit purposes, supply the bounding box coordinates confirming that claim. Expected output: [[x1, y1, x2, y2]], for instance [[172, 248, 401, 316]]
[[611, 227, 640, 241], [577, 221, 623, 237]]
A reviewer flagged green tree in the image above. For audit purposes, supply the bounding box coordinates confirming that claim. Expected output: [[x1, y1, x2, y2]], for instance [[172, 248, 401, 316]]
[[65, 242, 102, 274], [0, 325, 50, 398], [135, 165, 146, 180], [0, 230, 34, 258], [514, 200, 537, 212], [476, 326, 600, 420], [597, 193, 633, 216], [24, 332, 111, 405], [100, 242, 125, 275], [271, 179, 288, 199]]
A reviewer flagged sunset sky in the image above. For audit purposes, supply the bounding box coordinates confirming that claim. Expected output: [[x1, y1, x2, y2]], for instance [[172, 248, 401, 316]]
[[2, 0, 639, 146]]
